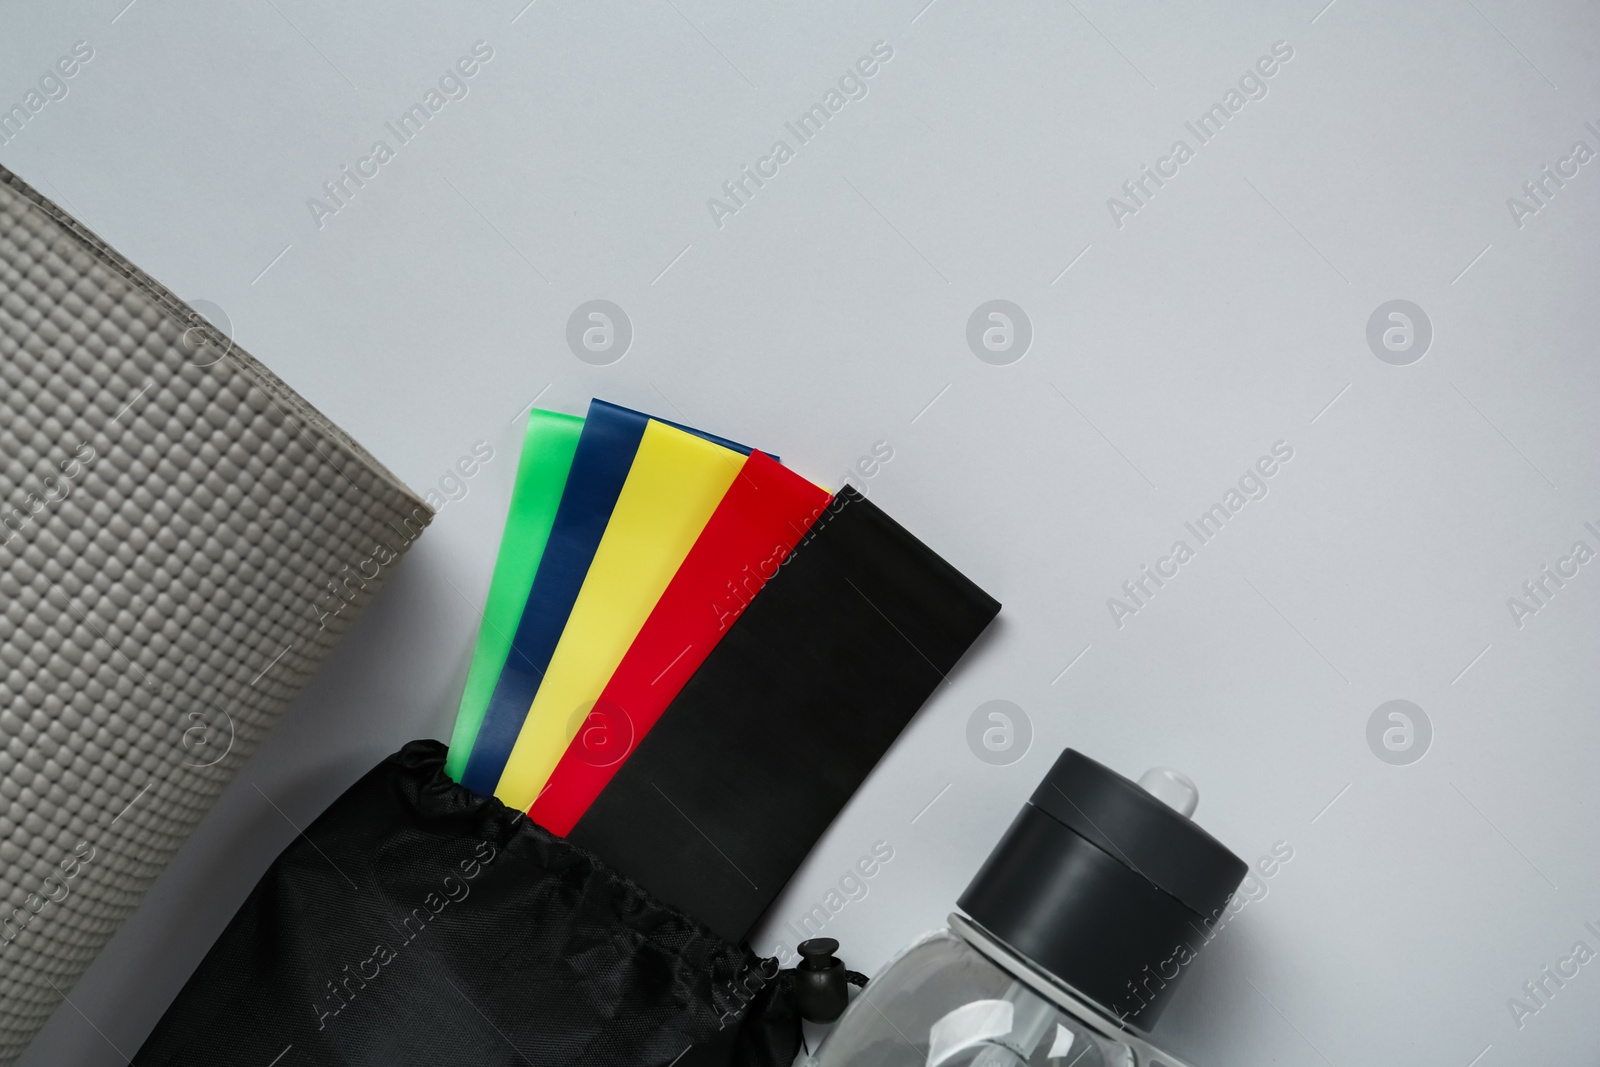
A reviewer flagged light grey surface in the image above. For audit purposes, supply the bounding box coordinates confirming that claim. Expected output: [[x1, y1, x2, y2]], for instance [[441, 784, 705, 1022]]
[[4, 1, 1597, 1063]]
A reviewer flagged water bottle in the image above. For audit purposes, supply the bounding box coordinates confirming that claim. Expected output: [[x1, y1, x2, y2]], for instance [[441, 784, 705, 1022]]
[[804, 749, 1248, 1067]]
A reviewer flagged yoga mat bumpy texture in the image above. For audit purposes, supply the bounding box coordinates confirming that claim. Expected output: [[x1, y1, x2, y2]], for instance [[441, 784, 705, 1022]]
[[0, 165, 429, 1066]]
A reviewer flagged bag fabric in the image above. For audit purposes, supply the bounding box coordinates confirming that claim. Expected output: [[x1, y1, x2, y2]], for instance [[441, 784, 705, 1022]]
[[132, 740, 798, 1067]]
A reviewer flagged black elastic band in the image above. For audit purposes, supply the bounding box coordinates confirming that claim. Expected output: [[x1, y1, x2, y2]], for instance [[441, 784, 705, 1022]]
[[569, 487, 1000, 940]]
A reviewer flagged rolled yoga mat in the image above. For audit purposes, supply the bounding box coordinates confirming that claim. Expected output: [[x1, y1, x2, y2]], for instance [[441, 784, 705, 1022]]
[[568, 486, 1000, 941], [492, 420, 747, 812], [457, 399, 754, 796], [441, 408, 582, 782], [531, 450, 831, 835], [0, 165, 429, 1066]]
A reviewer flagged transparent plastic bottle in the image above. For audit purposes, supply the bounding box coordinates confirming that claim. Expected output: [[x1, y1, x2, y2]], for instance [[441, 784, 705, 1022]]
[[805, 751, 1248, 1067]]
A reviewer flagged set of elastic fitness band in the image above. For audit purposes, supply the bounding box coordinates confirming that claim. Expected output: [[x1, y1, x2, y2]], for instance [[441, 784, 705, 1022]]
[[440, 397, 999, 939]]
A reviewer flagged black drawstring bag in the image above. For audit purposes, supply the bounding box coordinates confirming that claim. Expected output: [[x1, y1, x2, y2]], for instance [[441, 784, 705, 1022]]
[[132, 741, 798, 1067], [132, 489, 999, 1066]]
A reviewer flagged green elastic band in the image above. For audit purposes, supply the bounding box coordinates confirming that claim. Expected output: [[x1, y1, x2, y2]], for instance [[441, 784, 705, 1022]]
[[444, 408, 584, 780]]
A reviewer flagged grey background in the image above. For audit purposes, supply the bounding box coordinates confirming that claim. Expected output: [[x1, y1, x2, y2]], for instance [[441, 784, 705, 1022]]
[[4, 0, 1597, 1063]]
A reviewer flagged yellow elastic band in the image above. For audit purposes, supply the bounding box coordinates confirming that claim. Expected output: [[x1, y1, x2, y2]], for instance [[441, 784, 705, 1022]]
[[493, 420, 743, 810]]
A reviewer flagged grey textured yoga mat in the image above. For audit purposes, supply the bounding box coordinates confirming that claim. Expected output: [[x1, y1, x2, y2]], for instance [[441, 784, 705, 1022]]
[[0, 165, 429, 1065]]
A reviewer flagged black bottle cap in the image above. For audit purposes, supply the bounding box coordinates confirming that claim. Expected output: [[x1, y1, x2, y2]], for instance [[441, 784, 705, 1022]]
[[957, 749, 1248, 1029], [1029, 750, 1243, 920]]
